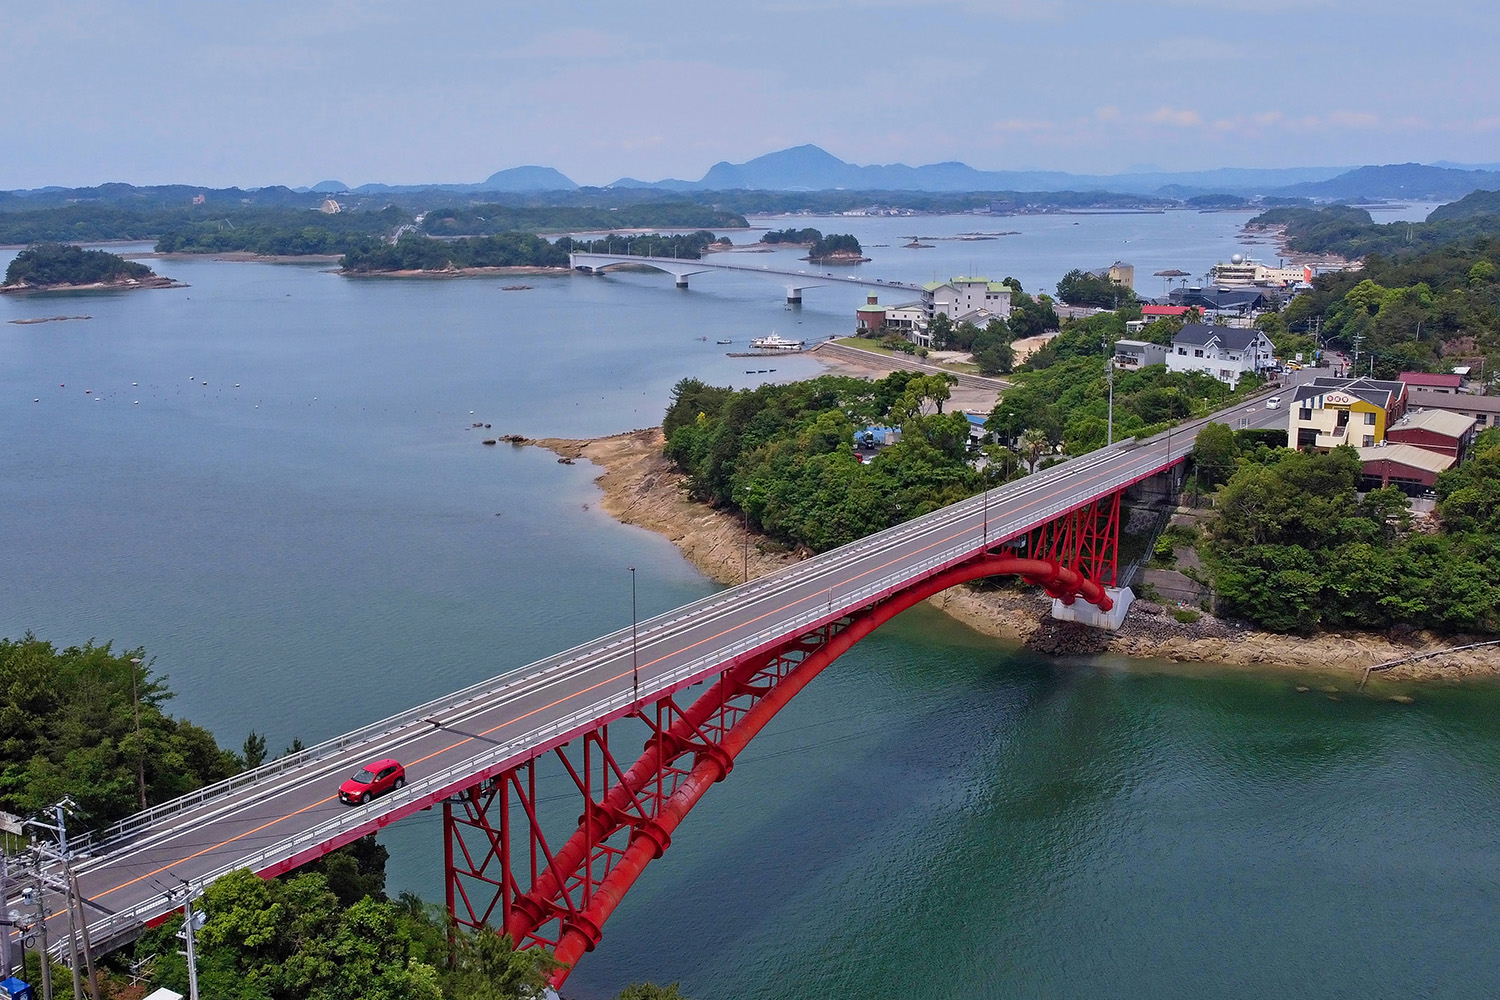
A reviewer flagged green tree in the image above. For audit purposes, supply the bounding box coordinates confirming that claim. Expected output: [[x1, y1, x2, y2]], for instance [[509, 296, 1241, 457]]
[[619, 985, 692, 1000], [1192, 422, 1237, 487]]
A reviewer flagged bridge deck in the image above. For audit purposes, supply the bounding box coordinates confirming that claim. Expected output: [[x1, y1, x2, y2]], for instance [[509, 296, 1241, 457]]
[[569, 251, 925, 294], [39, 391, 1284, 951]]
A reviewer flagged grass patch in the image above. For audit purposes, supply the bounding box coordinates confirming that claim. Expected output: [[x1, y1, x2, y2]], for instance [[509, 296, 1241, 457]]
[[1172, 608, 1201, 624]]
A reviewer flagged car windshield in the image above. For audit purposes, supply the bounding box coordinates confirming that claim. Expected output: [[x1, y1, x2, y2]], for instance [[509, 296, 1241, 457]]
[[352, 768, 376, 783]]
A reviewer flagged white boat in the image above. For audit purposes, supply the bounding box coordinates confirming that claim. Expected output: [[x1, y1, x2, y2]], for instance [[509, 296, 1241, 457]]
[[749, 332, 805, 351]]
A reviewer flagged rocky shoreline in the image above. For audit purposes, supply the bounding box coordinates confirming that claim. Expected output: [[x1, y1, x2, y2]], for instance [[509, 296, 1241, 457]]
[[516, 428, 1498, 684], [0, 275, 185, 294]]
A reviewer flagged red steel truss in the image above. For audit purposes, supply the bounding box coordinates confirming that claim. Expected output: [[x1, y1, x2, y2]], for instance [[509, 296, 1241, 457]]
[[444, 490, 1125, 987]]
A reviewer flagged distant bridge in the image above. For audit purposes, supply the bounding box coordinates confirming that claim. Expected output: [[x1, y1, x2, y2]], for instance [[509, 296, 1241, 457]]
[[569, 251, 925, 304]]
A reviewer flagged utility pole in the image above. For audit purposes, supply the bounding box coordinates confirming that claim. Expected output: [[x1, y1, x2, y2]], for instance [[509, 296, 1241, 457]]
[[66, 869, 98, 1000], [128, 657, 147, 811], [0, 853, 11, 978], [1107, 358, 1115, 446], [60, 874, 81, 1000], [741, 486, 751, 583], [179, 885, 202, 1000], [51, 805, 83, 1000], [32, 869, 52, 1000]]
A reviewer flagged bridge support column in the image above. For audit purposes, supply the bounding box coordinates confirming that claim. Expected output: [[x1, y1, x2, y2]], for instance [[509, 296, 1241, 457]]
[[785, 287, 802, 305], [1052, 586, 1135, 630], [675, 275, 689, 289]]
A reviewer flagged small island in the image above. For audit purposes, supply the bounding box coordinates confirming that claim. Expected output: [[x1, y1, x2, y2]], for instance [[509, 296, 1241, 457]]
[[1, 242, 182, 293], [759, 227, 871, 263]]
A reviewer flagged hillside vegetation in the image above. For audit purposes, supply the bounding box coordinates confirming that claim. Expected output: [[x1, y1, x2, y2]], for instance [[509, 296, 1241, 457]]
[[1276, 236, 1500, 376], [421, 202, 746, 236], [0, 636, 239, 828], [1250, 191, 1500, 258], [1196, 430, 1500, 634], [3, 242, 156, 288]]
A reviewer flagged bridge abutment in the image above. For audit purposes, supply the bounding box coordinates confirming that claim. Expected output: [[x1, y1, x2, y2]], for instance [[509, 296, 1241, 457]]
[[1051, 586, 1135, 630]]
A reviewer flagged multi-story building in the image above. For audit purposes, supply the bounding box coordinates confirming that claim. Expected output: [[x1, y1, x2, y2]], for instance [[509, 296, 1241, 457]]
[[1287, 376, 1409, 450], [921, 277, 1013, 322], [1166, 324, 1276, 384], [1209, 254, 1311, 288]]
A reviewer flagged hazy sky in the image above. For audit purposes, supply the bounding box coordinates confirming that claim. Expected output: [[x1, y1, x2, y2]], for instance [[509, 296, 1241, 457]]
[[4, 0, 1498, 189]]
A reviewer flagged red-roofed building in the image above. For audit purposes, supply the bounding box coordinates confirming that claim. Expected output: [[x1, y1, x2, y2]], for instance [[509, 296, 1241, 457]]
[[1399, 371, 1463, 391], [1142, 305, 1196, 320]]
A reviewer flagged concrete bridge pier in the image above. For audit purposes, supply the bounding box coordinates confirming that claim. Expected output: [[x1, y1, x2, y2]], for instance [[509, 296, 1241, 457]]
[[1051, 586, 1135, 630], [785, 286, 804, 305], [675, 275, 690, 289]]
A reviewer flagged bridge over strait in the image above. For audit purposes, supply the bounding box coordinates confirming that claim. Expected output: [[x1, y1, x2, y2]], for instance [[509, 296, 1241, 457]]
[[20, 400, 1274, 989], [569, 250, 925, 304]]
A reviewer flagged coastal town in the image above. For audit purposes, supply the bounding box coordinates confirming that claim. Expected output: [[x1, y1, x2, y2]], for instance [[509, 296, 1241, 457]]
[[5, 4, 1500, 1000]]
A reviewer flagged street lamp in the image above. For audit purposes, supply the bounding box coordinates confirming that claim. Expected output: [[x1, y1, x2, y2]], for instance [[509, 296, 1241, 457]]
[[741, 486, 751, 584], [128, 656, 147, 810], [628, 567, 639, 708], [1106, 358, 1115, 446]]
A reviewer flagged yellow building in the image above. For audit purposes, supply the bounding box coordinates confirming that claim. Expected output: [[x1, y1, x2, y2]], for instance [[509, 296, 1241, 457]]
[[1288, 377, 1409, 450]]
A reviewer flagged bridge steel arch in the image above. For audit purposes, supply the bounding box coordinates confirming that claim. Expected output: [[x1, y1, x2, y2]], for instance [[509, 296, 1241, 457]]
[[444, 493, 1122, 986]]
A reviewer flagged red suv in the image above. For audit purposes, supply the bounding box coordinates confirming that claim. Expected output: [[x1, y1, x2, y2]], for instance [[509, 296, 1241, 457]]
[[339, 758, 406, 805]]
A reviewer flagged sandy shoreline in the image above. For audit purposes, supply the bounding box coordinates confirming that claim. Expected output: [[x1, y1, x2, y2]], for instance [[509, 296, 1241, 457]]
[[516, 428, 1498, 685]]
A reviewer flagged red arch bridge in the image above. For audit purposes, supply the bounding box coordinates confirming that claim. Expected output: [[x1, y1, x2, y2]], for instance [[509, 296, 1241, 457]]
[[17, 400, 1277, 987]]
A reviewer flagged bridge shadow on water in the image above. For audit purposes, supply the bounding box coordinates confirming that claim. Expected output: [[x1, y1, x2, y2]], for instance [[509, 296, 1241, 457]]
[[561, 602, 1094, 998]]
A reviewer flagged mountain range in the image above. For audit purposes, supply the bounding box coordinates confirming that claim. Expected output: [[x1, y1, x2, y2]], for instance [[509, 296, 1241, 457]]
[[310, 145, 1500, 201]]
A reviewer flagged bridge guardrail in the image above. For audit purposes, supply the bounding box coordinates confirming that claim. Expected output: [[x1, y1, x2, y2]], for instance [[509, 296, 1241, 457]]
[[84, 402, 1210, 855], [83, 461, 1009, 852], [79, 531, 998, 949], [76, 443, 1181, 946]]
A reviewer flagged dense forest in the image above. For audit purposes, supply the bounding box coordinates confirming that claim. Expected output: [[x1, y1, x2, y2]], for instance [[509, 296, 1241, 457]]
[[340, 230, 727, 272], [0, 636, 240, 829], [0, 200, 744, 256], [759, 227, 823, 245], [1249, 190, 1500, 258], [1271, 235, 1500, 376], [0, 204, 402, 249], [808, 233, 862, 259], [664, 371, 983, 552], [341, 233, 571, 271], [139, 863, 557, 1000], [2, 242, 157, 288], [1055, 267, 1137, 308], [422, 203, 745, 236], [1193, 430, 1500, 634]]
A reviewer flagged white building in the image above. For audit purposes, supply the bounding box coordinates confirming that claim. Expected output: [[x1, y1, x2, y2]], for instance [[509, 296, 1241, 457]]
[[1112, 339, 1168, 371], [1210, 254, 1311, 288], [1166, 323, 1276, 384], [921, 277, 1012, 321]]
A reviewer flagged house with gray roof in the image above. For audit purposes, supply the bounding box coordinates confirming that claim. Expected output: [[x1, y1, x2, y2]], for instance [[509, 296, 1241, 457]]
[[1165, 323, 1275, 384]]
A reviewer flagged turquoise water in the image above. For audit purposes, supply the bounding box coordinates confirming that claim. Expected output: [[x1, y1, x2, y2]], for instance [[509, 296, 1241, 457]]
[[2, 216, 1496, 999]]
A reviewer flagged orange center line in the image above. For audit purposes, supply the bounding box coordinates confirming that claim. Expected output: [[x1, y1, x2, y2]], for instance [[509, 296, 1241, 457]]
[[91, 448, 1146, 904], [95, 793, 340, 900]]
